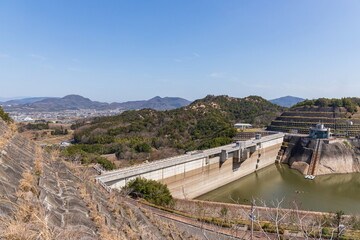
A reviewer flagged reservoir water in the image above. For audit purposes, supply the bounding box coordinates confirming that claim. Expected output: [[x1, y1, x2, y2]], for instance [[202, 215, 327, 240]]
[[197, 164, 360, 214]]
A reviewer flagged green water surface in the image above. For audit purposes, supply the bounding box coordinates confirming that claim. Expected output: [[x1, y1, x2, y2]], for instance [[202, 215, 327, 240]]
[[197, 164, 360, 214]]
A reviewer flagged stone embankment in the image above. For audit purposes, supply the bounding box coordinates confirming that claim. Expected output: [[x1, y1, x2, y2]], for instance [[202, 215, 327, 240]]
[[0, 118, 202, 239], [268, 106, 360, 137], [282, 135, 360, 175]]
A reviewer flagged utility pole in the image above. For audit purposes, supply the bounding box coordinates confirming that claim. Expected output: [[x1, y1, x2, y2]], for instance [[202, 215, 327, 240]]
[[250, 199, 254, 240]]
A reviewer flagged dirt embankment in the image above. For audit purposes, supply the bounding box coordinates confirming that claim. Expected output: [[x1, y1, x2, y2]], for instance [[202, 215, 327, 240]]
[[283, 136, 360, 175]]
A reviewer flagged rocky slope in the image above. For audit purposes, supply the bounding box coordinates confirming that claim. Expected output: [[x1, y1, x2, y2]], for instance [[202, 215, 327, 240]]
[[283, 136, 360, 175], [0, 118, 194, 239]]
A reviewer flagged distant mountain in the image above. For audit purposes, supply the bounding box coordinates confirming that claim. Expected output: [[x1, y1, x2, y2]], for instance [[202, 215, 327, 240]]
[[111, 96, 191, 111], [0, 96, 30, 102], [3, 95, 191, 112], [1, 97, 56, 105], [72, 94, 285, 161], [269, 96, 305, 107], [11, 95, 111, 112]]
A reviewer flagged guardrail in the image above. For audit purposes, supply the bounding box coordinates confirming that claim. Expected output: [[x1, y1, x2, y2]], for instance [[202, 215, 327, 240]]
[[93, 164, 105, 174], [96, 178, 112, 193]]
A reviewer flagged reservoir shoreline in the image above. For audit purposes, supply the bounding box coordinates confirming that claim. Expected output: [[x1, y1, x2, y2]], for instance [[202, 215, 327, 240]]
[[196, 163, 360, 214]]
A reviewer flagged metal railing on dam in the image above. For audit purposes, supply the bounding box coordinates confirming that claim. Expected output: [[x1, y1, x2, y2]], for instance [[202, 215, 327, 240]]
[[95, 132, 285, 198]]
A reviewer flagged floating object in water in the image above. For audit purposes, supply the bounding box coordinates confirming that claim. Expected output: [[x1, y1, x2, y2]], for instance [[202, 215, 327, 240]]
[[305, 175, 315, 180]]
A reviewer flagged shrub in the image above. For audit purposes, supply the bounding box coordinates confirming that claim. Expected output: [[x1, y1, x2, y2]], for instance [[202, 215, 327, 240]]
[[51, 128, 68, 135], [343, 141, 352, 149], [125, 177, 173, 206], [0, 106, 13, 123], [220, 206, 228, 219], [94, 156, 115, 170], [262, 222, 271, 230], [134, 142, 152, 153], [322, 227, 331, 235]]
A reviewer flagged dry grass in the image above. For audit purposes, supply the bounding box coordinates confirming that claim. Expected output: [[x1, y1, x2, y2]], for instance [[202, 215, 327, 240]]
[[34, 146, 44, 175], [1, 174, 56, 239], [74, 169, 120, 239], [9, 123, 17, 132], [123, 224, 138, 240], [0, 126, 15, 149], [17, 171, 37, 199], [0, 201, 80, 240]]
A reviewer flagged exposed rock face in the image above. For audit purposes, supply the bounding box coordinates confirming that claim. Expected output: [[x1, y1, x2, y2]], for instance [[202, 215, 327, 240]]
[[0, 119, 192, 239], [318, 141, 360, 174], [283, 136, 360, 175]]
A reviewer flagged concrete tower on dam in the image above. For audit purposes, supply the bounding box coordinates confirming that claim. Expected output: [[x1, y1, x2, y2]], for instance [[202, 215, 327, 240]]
[[96, 133, 285, 199]]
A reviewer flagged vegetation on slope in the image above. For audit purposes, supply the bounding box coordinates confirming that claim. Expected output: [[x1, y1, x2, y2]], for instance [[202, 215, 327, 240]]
[[0, 106, 13, 123], [293, 97, 360, 114], [125, 178, 173, 206], [64, 95, 284, 166]]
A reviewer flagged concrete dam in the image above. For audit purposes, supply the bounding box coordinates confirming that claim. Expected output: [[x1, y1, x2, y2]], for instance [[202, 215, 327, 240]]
[[96, 133, 285, 198]]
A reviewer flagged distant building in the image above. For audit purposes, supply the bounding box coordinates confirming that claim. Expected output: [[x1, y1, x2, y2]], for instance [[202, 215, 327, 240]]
[[24, 117, 34, 122], [309, 124, 331, 139], [234, 123, 252, 130], [60, 141, 71, 147]]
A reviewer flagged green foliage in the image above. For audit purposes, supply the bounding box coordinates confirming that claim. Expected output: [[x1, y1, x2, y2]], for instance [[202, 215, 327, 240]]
[[330, 99, 343, 107], [262, 223, 271, 230], [198, 137, 233, 150], [335, 210, 345, 225], [63, 143, 124, 155], [51, 128, 68, 135], [94, 156, 115, 170], [322, 227, 331, 235], [293, 97, 359, 114], [342, 98, 357, 113], [134, 142, 152, 153], [125, 177, 173, 206], [61, 144, 116, 170], [68, 95, 284, 162], [0, 106, 13, 123], [20, 123, 49, 131], [220, 206, 228, 218], [343, 141, 352, 149], [315, 98, 329, 107]]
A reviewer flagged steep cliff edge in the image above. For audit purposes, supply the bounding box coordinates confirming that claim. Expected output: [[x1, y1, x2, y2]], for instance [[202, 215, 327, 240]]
[[283, 136, 360, 175], [0, 119, 191, 239]]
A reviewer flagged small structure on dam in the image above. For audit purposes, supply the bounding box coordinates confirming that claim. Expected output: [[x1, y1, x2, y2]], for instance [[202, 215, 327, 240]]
[[95, 133, 285, 199], [309, 123, 331, 139]]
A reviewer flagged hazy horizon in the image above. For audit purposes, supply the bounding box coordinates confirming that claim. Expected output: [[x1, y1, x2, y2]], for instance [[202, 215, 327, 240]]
[[1, 1, 360, 102], [0, 94, 306, 104]]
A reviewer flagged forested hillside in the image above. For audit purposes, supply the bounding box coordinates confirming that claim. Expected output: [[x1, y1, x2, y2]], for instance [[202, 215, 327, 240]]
[[292, 97, 360, 113], [66, 95, 284, 168]]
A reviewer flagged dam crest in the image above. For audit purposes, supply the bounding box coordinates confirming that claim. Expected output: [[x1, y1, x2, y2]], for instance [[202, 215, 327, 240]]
[[96, 133, 285, 198]]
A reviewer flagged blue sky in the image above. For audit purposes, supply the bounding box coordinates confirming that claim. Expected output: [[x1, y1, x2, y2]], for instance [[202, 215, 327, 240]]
[[1, 0, 360, 102]]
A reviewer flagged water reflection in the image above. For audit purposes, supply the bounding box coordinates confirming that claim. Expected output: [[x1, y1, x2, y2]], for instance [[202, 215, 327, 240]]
[[197, 164, 360, 214]]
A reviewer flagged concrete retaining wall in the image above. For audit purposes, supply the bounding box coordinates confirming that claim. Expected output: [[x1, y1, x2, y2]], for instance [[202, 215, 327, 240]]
[[96, 133, 284, 199]]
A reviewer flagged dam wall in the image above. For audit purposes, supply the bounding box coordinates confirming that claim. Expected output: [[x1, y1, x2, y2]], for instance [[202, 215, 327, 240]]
[[96, 133, 284, 199]]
